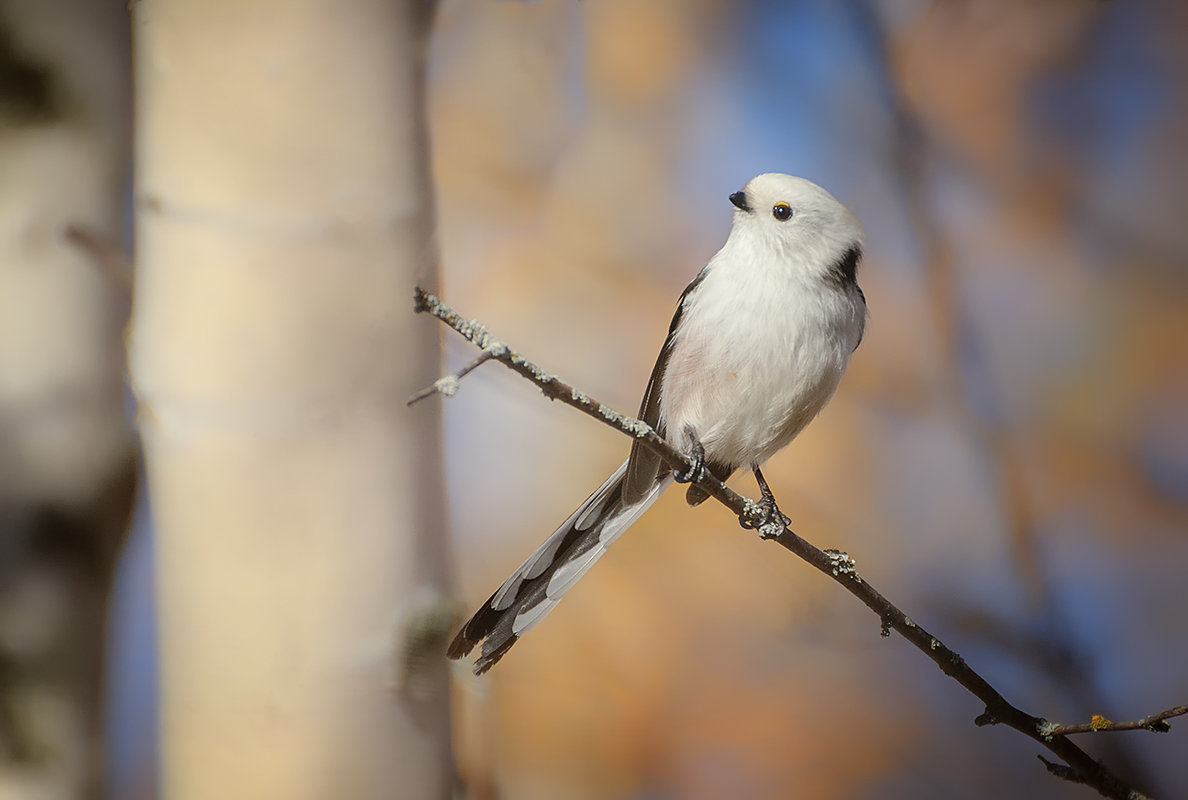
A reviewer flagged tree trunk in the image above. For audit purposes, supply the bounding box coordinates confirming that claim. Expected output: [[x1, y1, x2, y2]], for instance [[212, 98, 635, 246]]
[[130, 1, 454, 797]]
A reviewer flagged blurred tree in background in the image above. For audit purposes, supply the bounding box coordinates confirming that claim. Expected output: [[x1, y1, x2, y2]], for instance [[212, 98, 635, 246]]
[[0, 1, 133, 798], [130, 1, 453, 799]]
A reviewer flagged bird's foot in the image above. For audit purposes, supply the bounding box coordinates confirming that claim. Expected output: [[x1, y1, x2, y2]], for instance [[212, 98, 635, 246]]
[[740, 495, 789, 539], [673, 432, 706, 485], [739, 466, 790, 539]]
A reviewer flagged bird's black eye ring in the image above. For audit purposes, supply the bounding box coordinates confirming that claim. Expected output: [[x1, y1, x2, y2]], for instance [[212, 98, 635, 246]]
[[772, 202, 793, 221]]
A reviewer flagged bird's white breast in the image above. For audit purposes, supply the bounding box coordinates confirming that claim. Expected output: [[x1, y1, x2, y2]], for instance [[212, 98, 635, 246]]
[[657, 244, 863, 472]]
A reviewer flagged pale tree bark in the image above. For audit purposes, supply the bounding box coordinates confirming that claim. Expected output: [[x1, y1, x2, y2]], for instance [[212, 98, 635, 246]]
[[131, 2, 453, 799], [0, 1, 134, 799]]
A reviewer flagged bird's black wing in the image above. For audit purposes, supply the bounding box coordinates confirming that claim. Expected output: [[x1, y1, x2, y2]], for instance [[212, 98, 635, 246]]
[[854, 284, 867, 351], [622, 268, 707, 504], [825, 244, 866, 351]]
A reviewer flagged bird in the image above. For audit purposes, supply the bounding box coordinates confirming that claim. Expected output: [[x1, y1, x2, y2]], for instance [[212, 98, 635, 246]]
[[447, 173, 867, 674]]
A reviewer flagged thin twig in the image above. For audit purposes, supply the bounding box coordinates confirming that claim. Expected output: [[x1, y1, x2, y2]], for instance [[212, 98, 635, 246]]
[[414, 287, 1174, 800], [1044, 706, 1187, 737], [407, 350, 499, 406]]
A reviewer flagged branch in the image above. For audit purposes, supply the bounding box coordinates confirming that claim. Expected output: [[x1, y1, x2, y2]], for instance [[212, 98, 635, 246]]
[[1044, 707, 1187, 737], [413, 288, 1174, 800], [406, 349, 499, 405]]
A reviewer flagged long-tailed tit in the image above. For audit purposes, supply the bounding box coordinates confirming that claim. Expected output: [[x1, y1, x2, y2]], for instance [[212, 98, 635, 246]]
[[448, 173, 867, 674]]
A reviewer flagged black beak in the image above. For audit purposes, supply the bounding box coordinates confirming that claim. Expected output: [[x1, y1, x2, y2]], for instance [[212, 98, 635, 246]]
[[729, 190, 751, 212]]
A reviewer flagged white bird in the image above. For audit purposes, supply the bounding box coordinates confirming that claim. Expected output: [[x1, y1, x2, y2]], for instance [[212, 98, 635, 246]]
[[448, 173, 867, 674]]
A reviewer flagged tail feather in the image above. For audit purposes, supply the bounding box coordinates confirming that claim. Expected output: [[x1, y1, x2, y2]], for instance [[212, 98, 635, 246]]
[[448, 458, 671, 674]]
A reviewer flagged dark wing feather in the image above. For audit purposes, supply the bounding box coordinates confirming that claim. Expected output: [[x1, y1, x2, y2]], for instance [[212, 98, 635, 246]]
[[854, 284, 867, 351], [623, 268, 708, 504], [825, 244, 866, 352], [826, 245, 862, 290]]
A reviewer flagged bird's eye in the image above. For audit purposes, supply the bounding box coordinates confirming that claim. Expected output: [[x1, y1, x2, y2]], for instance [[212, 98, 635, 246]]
[[772, 202, 793, 221]]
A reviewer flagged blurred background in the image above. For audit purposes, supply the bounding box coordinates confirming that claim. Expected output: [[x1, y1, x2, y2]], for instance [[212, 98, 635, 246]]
[[2, 0, 1181, 798]]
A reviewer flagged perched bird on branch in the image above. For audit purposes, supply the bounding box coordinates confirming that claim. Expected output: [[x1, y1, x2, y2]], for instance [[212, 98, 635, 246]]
[[448, 173, 867, 674]]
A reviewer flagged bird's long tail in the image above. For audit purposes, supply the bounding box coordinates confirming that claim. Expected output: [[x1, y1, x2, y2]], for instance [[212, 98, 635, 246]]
[[447, 458, 671, 674]]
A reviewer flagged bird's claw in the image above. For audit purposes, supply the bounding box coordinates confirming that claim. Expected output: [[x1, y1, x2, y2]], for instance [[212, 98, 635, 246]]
[[739, 468, 790, 539], [741, 489, 788, 539], [673, 434, 706, 485], [740, 495, 788, 538], [673, 455, 705, 485]]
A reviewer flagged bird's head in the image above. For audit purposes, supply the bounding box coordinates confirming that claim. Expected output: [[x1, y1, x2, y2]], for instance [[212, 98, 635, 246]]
[[727, 173, 864, 286]]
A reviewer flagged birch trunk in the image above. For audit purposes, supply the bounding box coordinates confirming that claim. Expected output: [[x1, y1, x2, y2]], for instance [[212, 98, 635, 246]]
[[131, 2, 453, 797]]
